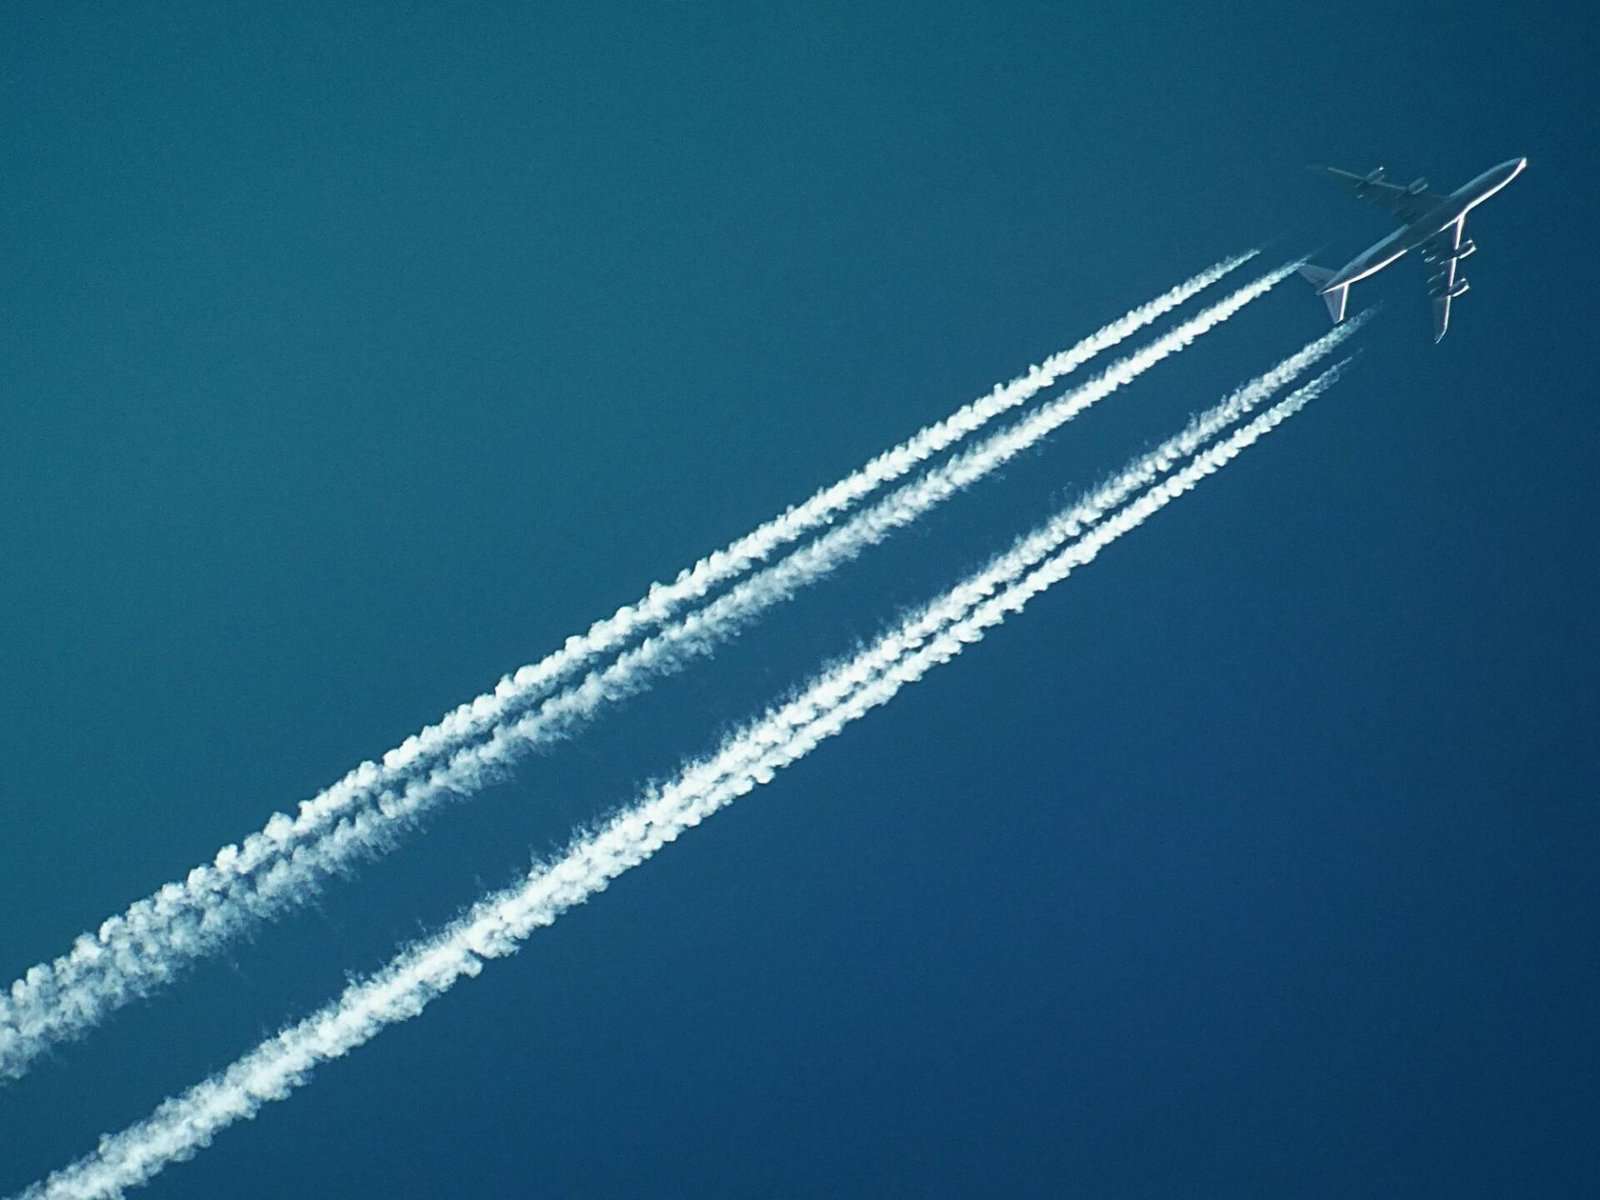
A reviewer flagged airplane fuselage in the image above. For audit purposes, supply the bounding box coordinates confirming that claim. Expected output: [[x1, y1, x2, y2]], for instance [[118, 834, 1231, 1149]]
[[1323, 157, 1526, 291]]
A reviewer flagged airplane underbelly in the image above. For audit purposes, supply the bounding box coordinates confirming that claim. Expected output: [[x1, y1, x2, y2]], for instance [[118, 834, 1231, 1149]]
[[1414, 203, 1465, 243], [1345, 246, 1406, 285]]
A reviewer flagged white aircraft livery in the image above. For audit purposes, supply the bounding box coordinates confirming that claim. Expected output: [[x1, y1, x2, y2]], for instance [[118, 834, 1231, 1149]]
[[1300, 157, 1526, 342]]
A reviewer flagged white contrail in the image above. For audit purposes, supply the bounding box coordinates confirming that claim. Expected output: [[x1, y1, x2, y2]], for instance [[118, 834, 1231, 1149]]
[[12, 358, 1353, 1200], [0, 255, 1248, 1081], [0, 258, 1297, 1082]]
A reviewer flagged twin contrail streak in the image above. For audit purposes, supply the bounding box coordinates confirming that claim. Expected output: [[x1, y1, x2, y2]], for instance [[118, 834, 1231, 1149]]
[[12, 353, 1352, 1200], [0, 256, 1265, 1081]]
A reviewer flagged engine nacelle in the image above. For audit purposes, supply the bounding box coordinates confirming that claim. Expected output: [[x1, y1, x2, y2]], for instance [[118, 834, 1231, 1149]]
[[1448, 278, 1470, 300], [1407, 176, 1430, 195], [1423, 238, 1476, 266], [1364, 165, 1387, 184]]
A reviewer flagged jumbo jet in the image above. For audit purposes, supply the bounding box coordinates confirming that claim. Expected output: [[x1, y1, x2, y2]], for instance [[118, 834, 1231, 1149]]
[[1299, 156, 1526, 342]]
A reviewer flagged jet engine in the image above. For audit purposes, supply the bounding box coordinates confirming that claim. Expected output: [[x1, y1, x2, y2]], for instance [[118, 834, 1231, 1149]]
[[1364, 165, 1387, 184], [1422, 238, 1476, 266], [1448, 278, 1470, 299], [1407, 176, 1430, 195]]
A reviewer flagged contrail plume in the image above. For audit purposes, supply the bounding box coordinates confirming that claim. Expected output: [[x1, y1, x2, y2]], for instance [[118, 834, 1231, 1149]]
[[0, 258, 1298, 1082], [11, 358, 1352, 1200]]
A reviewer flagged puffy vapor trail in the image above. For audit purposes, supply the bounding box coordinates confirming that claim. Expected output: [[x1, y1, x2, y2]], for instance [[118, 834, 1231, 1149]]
[[0, 257, 1293, 1084], [13, 358, 1353, 1200], [0, 255, 1247, 1082]]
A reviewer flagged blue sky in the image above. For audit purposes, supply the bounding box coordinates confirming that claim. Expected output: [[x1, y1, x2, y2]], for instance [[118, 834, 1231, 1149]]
[[3, 3, 1596, 1196]]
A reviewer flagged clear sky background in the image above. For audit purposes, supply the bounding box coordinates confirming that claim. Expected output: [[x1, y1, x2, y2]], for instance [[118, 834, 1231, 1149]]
[[3, 3, 1596, 1196]]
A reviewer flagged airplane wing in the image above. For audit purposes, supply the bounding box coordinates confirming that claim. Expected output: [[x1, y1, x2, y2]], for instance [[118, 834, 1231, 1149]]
[[1315, 164, 1447, 224], [1422, 216, 1468, 343]]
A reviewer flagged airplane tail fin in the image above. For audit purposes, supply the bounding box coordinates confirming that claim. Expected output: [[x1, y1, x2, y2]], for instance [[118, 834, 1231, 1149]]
[[1297, 263, 1350, 325]]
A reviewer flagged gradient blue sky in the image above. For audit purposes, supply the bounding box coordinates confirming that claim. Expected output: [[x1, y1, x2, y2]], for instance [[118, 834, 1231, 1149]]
[[3, 3, 1596, 1196]]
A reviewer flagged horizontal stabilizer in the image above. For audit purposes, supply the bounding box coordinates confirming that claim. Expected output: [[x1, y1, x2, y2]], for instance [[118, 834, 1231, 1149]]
[[1296, 263, 1337, 290], [1321, 285, 1349, 324], [1297, 264, 1349, 324]]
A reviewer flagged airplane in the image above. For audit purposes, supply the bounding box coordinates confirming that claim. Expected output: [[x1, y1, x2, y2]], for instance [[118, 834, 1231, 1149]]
[[1298, 156, 1527, 342]]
